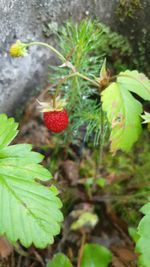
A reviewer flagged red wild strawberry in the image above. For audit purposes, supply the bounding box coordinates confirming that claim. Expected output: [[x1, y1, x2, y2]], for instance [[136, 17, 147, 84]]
[[43, 109, 69, 133]]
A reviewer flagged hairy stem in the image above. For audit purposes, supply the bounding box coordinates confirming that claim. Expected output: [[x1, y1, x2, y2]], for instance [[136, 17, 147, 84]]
[[26, 41, 66, 62], [76, 72, 99, 87], [26, 42, 99, 87]]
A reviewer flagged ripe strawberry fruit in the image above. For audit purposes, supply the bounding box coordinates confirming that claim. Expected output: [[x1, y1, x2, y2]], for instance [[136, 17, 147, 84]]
[[43, 109, 69, 133]]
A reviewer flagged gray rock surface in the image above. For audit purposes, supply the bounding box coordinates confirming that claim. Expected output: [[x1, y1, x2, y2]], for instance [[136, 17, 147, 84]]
[[0, 0, 149, 115]]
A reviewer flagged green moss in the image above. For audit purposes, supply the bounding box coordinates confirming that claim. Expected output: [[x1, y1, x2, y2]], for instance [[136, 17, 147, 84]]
[[116, 0, 143, 21], [133, 28, 150, 76]]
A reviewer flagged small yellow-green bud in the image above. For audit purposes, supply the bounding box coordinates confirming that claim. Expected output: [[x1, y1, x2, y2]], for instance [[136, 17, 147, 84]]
[[9, 40, 28, 57]]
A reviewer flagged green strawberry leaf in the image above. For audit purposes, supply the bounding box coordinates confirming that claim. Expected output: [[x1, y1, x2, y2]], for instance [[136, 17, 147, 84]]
[[0, 114, 18, 149], [46, 253, 73, 267], [136, 203, 150, 267], [117, 70, 150, 101], [0, 114, 63, 248], [128, 227, 140, 243], [81, 243, 112, 267], [101, 82, 142, 153]]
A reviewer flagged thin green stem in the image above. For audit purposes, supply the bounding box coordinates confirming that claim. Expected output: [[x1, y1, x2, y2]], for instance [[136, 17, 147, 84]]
[[64, 72, 78, 80], [26, 41, 100, 100], [77, 232, 86, 267], [76, 72, 99, 87], [99, 109, 104, 167], [26, 41, 66, 62], [58, 72, 99, 87], [26, 42, 99, 87], [53, 95, 56, 109]]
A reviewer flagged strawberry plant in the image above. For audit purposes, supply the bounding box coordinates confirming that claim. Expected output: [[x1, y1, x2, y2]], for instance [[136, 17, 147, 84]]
[[8, 19, 150, 266], [10, 41, 149, 154]]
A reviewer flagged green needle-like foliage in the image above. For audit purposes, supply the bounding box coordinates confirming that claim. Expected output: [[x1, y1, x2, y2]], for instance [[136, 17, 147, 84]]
[[49, 20, 126, 145], [72, 100, 108, 146], [0, 114, 63, 248]]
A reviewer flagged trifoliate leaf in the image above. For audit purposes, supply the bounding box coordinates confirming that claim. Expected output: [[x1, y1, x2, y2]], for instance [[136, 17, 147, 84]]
[[117, 70, 150, 101], [81, 243, 112, 267], [101, 82, 142, 153], [141, 112, 150, 124], [136, 203, 150, 267], [47, 253, 72, 267], [0, 114, 63, 248]]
